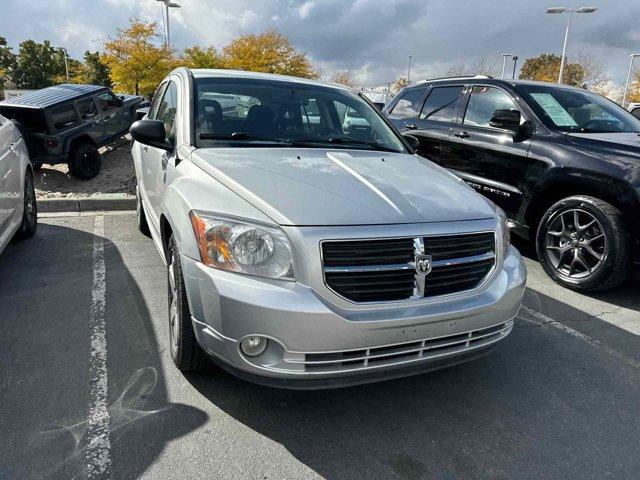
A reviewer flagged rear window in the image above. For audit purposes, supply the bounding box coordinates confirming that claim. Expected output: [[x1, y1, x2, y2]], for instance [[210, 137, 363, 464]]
[[0, 106, 49, 133], [50, 104, 78, 132]]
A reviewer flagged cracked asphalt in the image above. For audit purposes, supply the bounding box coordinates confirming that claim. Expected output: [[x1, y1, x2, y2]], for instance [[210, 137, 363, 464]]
[[0, 212, 639, 479]]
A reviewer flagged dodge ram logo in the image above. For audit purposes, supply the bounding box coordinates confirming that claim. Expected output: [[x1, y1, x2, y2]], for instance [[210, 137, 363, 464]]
[[415, 254, 432, 276]]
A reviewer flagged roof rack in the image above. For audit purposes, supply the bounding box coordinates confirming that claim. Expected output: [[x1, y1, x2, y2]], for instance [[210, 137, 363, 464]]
[[415, 74, 493, 84]]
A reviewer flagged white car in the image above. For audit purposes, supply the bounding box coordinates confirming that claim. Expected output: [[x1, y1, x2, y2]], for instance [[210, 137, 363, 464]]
[[0, 113, 37, 255]]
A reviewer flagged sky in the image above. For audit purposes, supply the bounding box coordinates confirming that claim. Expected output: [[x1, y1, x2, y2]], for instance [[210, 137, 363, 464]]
[[1, 0, 639, 88]]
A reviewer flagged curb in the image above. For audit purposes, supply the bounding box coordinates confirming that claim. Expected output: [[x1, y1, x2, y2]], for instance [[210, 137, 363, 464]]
[[37, 194, 136, 213]]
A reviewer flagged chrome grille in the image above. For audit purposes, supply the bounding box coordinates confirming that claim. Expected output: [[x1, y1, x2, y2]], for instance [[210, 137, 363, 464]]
[[322, 232, 496, 303], [295, 321, 513, 373]]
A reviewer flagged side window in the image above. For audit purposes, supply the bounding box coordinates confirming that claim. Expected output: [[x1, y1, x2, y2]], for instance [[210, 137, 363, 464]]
[[149, 83, 167, 120], [77, 97, 98, 120], [97, 91, 120, 114], [463, 86, 518, 128], [631, 107, 640, 120], [156, 81, 178, 140], [50, 104, 78, 132], [419, 86, 463, 122], [389, 88, 426, 118]]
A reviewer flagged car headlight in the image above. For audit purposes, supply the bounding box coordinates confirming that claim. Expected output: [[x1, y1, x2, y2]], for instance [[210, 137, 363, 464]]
[[494, 205, 513, 257], [189, 211, 295, 280]]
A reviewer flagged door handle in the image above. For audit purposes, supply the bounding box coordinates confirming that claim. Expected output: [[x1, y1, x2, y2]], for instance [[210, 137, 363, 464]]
[[404, 123, 417, 130], [453, 131, 470, 139]]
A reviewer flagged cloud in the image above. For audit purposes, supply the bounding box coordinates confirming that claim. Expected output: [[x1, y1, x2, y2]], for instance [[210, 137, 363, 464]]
[[1, 0, 638, 86]]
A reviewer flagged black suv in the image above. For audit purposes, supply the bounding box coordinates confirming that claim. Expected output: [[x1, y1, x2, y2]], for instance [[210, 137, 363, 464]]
[[385, 76, 640, 291], [0, 84, 147, 179]]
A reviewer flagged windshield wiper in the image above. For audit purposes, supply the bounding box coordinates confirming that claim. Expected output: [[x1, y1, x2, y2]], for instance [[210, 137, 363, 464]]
[[291, 136, 400, 153], [199, 132, 293, 144]]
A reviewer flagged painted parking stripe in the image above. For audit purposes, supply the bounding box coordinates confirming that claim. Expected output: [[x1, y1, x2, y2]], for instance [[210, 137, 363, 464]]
[[85, 215, 111, 478], [520, 305, 640, 370]]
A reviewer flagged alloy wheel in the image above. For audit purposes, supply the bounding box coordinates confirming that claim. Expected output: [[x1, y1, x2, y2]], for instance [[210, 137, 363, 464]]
[[24, 175, 37, 228], [168, 260, 179, 355], [545, 208, 606, 279]]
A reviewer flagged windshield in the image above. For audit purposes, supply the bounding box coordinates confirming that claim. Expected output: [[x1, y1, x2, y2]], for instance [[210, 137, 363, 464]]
[[194, 78, 408, 153], [516, 84, 640, 134]]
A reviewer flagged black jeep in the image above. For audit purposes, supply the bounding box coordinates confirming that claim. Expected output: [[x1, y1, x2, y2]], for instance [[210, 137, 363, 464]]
[[0, 84, 147, 179], [385, 76, 640, 291]]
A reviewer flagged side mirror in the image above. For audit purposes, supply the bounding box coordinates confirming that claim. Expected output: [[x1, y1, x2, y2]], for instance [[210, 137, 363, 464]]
[[135, 107, 150, 121], [130, 119, 172, 150], [489, 109, 521, 131], [402, 133, 420, 150]]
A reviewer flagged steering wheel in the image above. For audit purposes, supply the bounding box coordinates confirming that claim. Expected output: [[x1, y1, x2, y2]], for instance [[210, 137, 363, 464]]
[[307, 127, 342, 139]]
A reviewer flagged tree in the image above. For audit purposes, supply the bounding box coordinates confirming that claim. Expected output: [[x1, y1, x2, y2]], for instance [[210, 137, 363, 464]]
[[0, 37, 16, 95], [445, 56, 498, 77], [391, 76, 409, 94], [221, 29, 319, 79], [518, 53, 585, 86], [102, 19, 177, 96], [182, 46, 223, 69], [574, 54, 609, 91], [12, 39, 65, 88], [73, 51, 112, 87], [329, 70, 356, 88]]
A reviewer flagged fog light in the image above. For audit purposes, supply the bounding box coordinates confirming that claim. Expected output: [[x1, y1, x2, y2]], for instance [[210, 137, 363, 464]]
[[240, 336, 268, 357]]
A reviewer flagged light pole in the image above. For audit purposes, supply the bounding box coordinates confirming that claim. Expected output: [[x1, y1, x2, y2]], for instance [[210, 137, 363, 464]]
[[501, 53, 511, 79], [546, 7, 598, 84], [157, 0, 181, 50], [407, 54, 412, 84], [622, 54, 640, 108], [56, 47, 69, 83], [512, 56, 519, 79]]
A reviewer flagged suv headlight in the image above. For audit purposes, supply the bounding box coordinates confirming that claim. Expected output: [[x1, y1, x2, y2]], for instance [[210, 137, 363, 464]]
[[189, 211, 295, 280]]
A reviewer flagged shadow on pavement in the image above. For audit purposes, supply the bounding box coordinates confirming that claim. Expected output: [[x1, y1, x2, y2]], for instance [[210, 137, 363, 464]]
[[186, 286, 640, 479], [0, 222, 206, 479]]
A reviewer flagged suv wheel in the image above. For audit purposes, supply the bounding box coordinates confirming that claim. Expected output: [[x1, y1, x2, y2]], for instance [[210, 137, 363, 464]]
[[68, 142, 101, 180], [536, 195, 629, 291], [167, 235, 207, 371], [16, 170, 37, 239], [136, 186, 150, 237]]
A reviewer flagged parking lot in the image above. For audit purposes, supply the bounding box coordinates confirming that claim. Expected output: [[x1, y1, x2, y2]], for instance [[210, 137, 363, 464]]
[[0, 211, 638, 479]]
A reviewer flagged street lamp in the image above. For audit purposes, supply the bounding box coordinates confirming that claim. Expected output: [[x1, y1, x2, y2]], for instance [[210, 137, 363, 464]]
[[622, 54, 640, 108], [512, 56, 519, 79], [546, 6, 598, 84], [407, 53, 412, 84], [501, 53, 511, 79], [157, 0, 181, 50], [56, 47, 69, 83]]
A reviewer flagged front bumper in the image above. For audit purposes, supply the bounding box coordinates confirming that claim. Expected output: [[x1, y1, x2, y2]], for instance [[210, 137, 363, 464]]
[[181, 245, 526, 388]]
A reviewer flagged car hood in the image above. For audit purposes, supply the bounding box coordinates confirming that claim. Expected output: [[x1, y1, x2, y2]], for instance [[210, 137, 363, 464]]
[[567, 132, 640, 150], [191, 148, 496, 226]]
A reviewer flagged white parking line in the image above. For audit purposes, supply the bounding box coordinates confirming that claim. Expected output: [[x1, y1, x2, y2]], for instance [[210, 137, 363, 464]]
[[520, 305, 640, 370], [85, 215, 111, 478]]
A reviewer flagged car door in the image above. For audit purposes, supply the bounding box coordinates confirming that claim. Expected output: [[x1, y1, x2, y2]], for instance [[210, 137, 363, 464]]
[[409, 84, 464, 166], [143, 79, 179, 221], [76, 96, 106, 144], [0, 116, 20, 233], [96, 90, 126, 141], [447, 85, 532, 217]]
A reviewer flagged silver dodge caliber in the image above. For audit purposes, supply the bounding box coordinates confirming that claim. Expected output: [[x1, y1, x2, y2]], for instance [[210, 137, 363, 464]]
[[130, 68, 526, 389]]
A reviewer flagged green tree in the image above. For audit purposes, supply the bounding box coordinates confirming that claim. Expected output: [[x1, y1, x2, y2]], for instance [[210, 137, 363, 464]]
[[12, 39, 66, 88], [182, 46, 223, 69], [0, 37, 16, 96], [73, 51, 112, 86], [518, 53, 585, 86], [221, 29, 319, 79], [102, 19, 178, 96]]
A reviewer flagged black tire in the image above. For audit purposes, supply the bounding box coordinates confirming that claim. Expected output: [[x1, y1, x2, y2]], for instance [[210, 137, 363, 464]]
[[536, 195, 629, 291], [68, 142, 101, 180], [167, 235, 207, 371], [16, 169, 37, 239], [136, 186, 151, 237]]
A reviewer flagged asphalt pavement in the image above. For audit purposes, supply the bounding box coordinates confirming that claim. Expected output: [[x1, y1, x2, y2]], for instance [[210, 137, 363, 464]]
[[1, 212, 639, 480]]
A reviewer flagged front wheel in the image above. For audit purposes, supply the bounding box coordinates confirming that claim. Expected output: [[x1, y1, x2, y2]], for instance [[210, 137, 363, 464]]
[[16, 170, 37, 239], [68, 142, 101, 180], [136, 186, 150, 237], [536, 195, 629, 291], [167, 235, 207, 371]]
